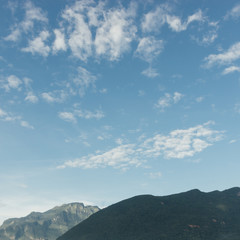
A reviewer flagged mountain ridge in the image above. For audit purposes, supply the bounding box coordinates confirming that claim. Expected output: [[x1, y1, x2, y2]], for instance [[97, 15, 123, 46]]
[[58, 187, 240, 240], [0, 202, 100, 240]]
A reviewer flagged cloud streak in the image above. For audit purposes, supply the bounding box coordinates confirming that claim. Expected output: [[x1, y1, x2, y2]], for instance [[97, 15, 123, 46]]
[[58, 121, 223, 170], [204, 42, 240, 68]]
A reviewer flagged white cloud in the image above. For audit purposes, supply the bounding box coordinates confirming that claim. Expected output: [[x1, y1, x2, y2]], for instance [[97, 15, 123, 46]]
[[74, 109, 104, 120], [192, 28, 218, 46], [222, 66, 240, 75], [25, 91, 38, 103], [5, 1, 48, 42], [61, 1, 137, 61], [204, 42, 240, 68], [135, 37, 164, 63], [1, 75, 22, 92], [229, 139, 237, 144], [141, 5, 169, 33], [225, 4, 240, 20], [62, 1, 93, 61], [22, 31, 50, 57], [59, 107, 104, 123], [155, 92, 184, 111], [58, 112, 76, 123], [20, 120, 34, 129], [196, 96, 204, 103], [142, 121, 223, 159], [58, 144, 142, 170], [72, 67, 96, 97], [141, 6, 203, 33], [94, 3, 137, 60], [7, 75, 22, 90], [141, 67, 159, 78], [58, 121, 223, 170], [0, 108, 33, 129], [41, 90, 67, 103], [52, 29, 67, 53]]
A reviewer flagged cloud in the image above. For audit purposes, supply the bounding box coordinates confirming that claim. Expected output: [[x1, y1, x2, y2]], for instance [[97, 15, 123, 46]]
[[5, 75, 22, 91], [142, 121, 223, 159], [61, 1, 137, 61], [222, 66, 240, 75], [0, 108, 34, 129], [59, 108, 104, 123], [72, 66, 96, 97], [58, 144, 142, 170], [135, 37, 164, 63], [52, 29, 67, 53], [94, 2, 137, 60], [204, 42, 240, 68], [25, 91, 38, 103], [192, 24, 218, 46], [196, 96, 204, 103], [155, 92, 184, 111], [20, 120, 34, 129], [5, 1, 47, 42], [74, 109, 104, 119], [225, 4, 240, 20], [41, 90, 67, 103], [141, 67, 159, 78], [58, 112, 76, 123], [58, 121, 223, 170], [141, 6, 203, 33], [62, 1, 93, 61], [22, 31, 50, 57]]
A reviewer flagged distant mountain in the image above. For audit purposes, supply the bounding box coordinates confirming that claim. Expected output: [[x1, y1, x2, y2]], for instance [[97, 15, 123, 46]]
[[58, 187, 240, 240], [0, 202, 99, 240]]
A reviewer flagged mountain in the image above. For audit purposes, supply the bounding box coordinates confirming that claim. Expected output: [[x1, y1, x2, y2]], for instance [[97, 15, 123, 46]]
[[58, 187, 240, 240], [0, 202, 99, 240]]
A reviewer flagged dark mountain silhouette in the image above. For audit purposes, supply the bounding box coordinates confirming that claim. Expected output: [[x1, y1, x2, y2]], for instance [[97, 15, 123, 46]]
[[58, 187, 240, 240], [0, 202, 99, 240]]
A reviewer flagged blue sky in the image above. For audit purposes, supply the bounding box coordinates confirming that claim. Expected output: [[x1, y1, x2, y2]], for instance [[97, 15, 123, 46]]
[[0, 0, 240, 224]]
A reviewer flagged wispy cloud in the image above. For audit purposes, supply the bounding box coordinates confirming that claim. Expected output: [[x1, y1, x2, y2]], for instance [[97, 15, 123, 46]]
[[5, 1, 48, 42], [20, 120, 34, 129], [141, 6, 203, 33], [225, 4, 240, 20], [135, 37, 164, 63], [204, 42, 240, 68], [0, 107, 34, 129], [155, 92, 184, 111], [58, 144, 141, 170], [58, 122, 223, 170], [58, 112, 76, 123], [72, 66, 96, 97], [141, 67, 159, 78], [25, 91, 38, 103], [22, 31, 50, 57], [222, 66, 240, 75], [59, 107, 104, 123], [2, 75, 22, 92], [41, 90, 66, 103]]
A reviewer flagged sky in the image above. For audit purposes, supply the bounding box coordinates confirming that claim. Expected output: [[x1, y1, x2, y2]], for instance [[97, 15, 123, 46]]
[[0, 0, 240, 224]]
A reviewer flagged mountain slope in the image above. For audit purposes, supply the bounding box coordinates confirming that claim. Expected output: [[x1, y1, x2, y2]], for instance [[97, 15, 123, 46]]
[[58, 187, 240, 240], [0, 202, 99, 240]]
